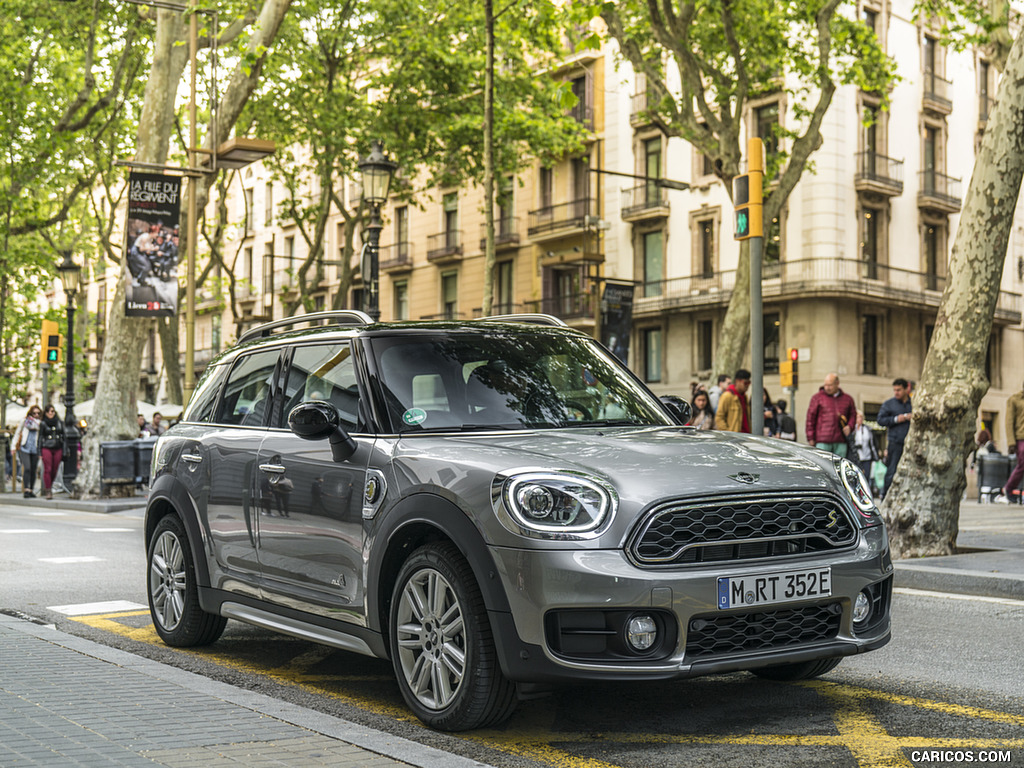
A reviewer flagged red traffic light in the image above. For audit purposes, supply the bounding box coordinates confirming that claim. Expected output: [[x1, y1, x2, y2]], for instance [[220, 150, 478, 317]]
[[789, 347, 799, 362]]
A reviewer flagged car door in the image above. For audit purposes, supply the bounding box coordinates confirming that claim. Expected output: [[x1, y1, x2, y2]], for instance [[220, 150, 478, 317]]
[[204, 347, 283, 595], [256, 340, 372, 619]]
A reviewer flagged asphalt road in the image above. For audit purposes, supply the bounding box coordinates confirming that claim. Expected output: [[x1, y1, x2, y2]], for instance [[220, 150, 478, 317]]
[[2, 502, 1022, 768]]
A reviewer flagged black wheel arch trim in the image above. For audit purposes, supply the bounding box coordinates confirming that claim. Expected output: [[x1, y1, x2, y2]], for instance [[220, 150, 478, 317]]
[[366, 492, 512, 634], [145, 474, 213, 591]]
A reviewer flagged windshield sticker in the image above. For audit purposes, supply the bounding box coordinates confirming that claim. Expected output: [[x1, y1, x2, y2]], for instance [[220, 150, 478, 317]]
[[402, 408, 427, 426]]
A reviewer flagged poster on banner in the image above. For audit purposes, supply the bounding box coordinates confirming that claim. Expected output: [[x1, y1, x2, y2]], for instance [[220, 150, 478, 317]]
[[124, 171, 181, 317], [600, 282, 635, 363]]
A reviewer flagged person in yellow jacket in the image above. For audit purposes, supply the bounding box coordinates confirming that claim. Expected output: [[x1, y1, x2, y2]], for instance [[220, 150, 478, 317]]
[[716, 369, 752, 433]]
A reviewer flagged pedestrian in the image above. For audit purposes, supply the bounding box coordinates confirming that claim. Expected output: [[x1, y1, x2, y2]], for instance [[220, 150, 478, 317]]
[[137, 413, 150, 438], [12, 405, 42, 498], [688, 390, 715, 430], [708, 374, 731, 413], [716, 369, 751, 433], [851, 411, 879, 492], [999, 382, 1024, 503], [150, 412, 168, 436], [877, 377, 913, 500], [805, 372, 857, 456], [38, 405, 65, 499], [776, 399, 797, 440], [762, 388, 780, 437]]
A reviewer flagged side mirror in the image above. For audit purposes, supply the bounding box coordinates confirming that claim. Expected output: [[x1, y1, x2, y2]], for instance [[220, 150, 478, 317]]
[[660, 395, 692, 426], [288, 400, 357, 462]]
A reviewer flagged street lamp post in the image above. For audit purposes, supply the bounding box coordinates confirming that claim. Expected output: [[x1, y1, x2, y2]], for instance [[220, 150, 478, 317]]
[[57, 251, 82, 492], [357, 141, 397, 322]]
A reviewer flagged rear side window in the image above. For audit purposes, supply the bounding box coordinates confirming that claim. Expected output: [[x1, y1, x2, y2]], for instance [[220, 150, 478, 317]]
[[215, 349, 281, 426], [279, 342, 361, 430], [184, 364, 227, 423]]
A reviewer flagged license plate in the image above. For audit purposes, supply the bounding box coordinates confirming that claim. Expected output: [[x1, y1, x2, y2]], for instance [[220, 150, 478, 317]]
[[717, 567, 832, 609]]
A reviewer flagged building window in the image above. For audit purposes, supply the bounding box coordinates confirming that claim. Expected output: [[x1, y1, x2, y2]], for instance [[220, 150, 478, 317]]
[[540, 167, 553, 212], [764, 313, 780, 374], [395, 205, 409, 258], [862, 7, 877, 32], [699, 219, 714, 278], [765, 214, 782, 270], [572, 154, 590, 216], [244, 188, 254, 231], [496, 260, 514, 313], [243, 246, 254, 285], [265, 181, 273, 227], [263, 240, 274, 300], [697, 319, 713, 372], [212, 314, 221, 354], [394, 280, 409, 321], [643, 137, 661, 203], [924, 224, 942, 290], [443, 192, 459, 249], [498, 176, 514, 234], [642, 230, 663, 297], [862, 314, 879, 375], [643, 328, 662, 383], [756, 102, 780, 167], [980, 60, 992, 122], [441, 271, 458, 319], [862, 208, 879, 279]]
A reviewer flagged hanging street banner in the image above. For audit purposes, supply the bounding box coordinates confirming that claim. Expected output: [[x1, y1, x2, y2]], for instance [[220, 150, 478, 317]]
[[600, 282, 635, 363], [124, 171, 181, 317]]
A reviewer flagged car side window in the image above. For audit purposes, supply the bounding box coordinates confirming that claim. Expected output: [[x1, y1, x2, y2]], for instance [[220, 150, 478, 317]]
[[280, 342, 361, 431], [215, 350, 281, 426], [184, 364, 227, 423]]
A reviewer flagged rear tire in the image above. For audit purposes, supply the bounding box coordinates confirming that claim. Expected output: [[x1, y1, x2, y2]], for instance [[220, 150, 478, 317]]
[[147, 514, 226, 647], [750, 656, 842, 681], [389, 542, 517, 731]]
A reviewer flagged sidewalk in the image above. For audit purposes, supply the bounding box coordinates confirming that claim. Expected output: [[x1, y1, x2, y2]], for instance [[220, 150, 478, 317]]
[[0, 613, 492, 768]]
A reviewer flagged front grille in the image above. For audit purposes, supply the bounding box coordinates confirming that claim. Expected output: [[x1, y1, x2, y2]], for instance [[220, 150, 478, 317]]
[[628, 494, 857, 567], [686, 603, 842, 660]]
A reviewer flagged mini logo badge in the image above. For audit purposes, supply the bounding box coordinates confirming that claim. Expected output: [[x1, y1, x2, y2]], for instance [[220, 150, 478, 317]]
[[728, 472, 760, 484]]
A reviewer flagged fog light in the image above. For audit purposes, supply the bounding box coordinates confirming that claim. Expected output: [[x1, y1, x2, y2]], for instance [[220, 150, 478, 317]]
[[853, 591, 871, 624], [626, 615, 657, 651]]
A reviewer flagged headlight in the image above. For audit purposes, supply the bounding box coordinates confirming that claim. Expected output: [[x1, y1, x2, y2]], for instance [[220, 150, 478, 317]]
[[496, 471, 616, 538], [836, 457, 879, 520]]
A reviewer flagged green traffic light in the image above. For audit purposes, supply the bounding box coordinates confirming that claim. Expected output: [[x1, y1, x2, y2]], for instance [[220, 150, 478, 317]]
[[736, 210, 749, 237], [47, 349, 59, 363]]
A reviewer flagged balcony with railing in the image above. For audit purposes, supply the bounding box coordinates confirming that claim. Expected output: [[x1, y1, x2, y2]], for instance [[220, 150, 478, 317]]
[[527, 198, 595, 240], [478, 217, 521, 250], [630, 91, 652, 126], [631, 257, 1021, 325], [426, 230, 463, 263], [472, 302, 530, 318], [379, 241, 413, 273], [524, 291, 596, 322], [918, 170, 962, 214], [854, 152, 904, 198], [621, 184, 670, 221], [923, 72, 953, 113], [570, 101, 594, 130]]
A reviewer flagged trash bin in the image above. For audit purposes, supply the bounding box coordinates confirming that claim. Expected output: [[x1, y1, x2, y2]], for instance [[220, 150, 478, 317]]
[[976, 453, 1010, 502], [100, 440, 136, 493], [134, 437, 158, 485]]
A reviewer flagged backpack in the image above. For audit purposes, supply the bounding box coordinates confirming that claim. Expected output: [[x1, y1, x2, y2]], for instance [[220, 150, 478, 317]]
[[779, 413, 797, 440]]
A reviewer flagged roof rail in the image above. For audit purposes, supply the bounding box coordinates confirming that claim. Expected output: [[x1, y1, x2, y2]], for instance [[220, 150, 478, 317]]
[[238, 310, 372, 344], [475, 313, 567, 327]]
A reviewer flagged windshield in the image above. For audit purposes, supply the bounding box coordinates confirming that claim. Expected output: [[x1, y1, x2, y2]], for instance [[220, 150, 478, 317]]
[[368, 329, 674, 432]]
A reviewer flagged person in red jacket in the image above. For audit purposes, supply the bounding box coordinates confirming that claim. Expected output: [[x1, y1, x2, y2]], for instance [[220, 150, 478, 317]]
[[805, 372, 858, 456]]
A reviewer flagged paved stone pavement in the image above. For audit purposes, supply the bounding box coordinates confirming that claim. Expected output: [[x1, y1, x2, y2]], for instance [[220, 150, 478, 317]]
[[0, 614, 492, 768]]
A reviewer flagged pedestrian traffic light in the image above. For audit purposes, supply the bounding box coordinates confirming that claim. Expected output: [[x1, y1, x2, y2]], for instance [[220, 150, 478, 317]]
[[733, 139, 765, 241], [40, 319, 62, 365], [780, 347, 799, 388]]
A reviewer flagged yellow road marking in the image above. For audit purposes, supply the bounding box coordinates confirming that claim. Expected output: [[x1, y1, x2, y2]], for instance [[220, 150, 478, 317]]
[[71, 611, 1024, 768]]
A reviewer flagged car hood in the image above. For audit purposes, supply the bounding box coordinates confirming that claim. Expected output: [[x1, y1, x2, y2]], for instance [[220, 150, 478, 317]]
[[393, 426, 840, 505]]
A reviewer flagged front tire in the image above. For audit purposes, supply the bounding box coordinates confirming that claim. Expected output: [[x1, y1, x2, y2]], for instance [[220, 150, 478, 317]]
[[389, 542, 517, 731], [750, 656, 842, 681], [147, 514, 226, 647]]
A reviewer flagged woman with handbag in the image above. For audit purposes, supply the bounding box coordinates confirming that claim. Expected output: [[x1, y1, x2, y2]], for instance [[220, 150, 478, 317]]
[[39, 405, 66, 499], [12, 405, 42, 497]]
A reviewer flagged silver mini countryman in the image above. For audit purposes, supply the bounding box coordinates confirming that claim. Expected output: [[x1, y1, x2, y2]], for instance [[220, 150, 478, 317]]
[[145, 312, 892, 731]]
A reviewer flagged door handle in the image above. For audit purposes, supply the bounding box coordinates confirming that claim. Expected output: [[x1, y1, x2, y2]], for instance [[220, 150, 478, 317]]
[[182, 454, 203, 464], [259, 464, 286, 474]]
